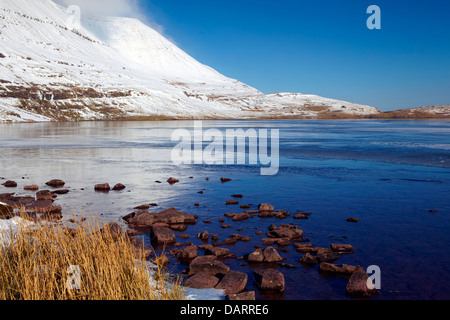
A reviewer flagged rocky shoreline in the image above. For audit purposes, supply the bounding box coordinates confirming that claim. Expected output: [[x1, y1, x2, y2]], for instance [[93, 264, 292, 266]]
[[1, 176, 380, 300]]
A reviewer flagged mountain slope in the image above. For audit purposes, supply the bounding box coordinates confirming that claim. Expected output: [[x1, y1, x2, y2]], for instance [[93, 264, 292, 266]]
[[0, 0, 383, 122]]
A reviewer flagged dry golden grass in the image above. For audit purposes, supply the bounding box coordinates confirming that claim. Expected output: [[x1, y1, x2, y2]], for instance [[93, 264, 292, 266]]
[[0, 213, 185, 300]]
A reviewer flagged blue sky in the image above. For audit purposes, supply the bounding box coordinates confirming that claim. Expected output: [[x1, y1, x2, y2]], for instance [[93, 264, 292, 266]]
[[137, 0, 450, 111]]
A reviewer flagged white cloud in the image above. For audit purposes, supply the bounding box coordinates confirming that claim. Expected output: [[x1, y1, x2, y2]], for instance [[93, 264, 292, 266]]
[[54, 0, 166, 34], [55, 0, 141, 18]]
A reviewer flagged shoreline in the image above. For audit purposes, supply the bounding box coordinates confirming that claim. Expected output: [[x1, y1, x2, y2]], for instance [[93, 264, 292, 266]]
[[1, 177, 380, 300]]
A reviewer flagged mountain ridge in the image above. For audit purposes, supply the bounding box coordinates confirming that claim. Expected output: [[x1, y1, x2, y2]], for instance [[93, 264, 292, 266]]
[[0, 0, 447, 122]]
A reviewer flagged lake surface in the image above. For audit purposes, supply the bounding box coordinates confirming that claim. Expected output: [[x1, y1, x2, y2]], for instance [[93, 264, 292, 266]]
[[1, 120, 450, 300]]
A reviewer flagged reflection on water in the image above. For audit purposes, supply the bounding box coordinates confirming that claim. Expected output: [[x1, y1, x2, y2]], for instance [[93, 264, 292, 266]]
[[0, 120, 450, 300]]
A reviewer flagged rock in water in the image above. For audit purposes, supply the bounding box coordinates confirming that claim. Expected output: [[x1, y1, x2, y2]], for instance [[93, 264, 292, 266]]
[[150, 226, 176, 245], [2, 180, 17, 188], [215, 270, 248, 295], [254, 269, 285, 292], [188, 255, 230, 276], [94, 183, 111, 191], [345, 267, 380, 297], [184, 273, 220, 289], [45, 179, 65, 188]]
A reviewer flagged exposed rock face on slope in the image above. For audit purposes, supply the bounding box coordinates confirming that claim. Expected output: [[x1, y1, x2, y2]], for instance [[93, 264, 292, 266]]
[[0, 0, 437, 122]]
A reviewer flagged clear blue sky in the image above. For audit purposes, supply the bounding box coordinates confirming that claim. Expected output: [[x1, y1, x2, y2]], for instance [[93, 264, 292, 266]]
[[138, 0, 450, 111]]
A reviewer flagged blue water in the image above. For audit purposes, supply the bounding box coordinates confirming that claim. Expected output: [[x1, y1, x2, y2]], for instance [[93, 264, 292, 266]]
[[1, 120, 449, 300]]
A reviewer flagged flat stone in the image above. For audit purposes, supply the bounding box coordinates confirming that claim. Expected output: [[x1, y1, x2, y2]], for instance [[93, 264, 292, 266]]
[[150, 226, 176, 244], [184, 273, 219, 289], [215, 270, 248, 295], [189, 255, 230, 276], [319, 262, 358, 275]]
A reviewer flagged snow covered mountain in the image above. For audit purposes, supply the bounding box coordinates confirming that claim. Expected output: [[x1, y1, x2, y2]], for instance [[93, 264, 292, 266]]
[[0, 0, 383, 122]]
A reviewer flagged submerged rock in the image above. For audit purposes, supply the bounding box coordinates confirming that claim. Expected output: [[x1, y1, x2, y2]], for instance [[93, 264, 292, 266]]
[[330, 244, 355, 254], [319, 262, 358, 275], [177, 245, 198, 261]]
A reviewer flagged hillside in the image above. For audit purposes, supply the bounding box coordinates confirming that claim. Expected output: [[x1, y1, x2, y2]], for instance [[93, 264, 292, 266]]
[[0, 0, 447, 123]]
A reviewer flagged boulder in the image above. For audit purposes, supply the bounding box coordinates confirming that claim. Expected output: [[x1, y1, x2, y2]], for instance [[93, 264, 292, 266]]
[[204, 246, 230, 257], [198, 231, 211, 242], [347, 217, 360, 223], [101, 222, 122, 240], [254, 269, 285, 292], [167, 177, 179, 184], [258, 203, 274, 212], [231, 194, 244, 199], [268, 224, 303, 240], [232, 212, 249, 222], [258, 211, 276, 218], [220, 177, 232, 183], [345, 267, 380, 297], [316, 252, 340, 263], [94, 183, 111, 192], [177, 245, 198, 261], [215, 270, 248, 295], [275, 211, 290, 219], [248, 248, 264, 263], [189, 255, 230, 276], [294, 244, 317, 253], [0, 193, 35, 207], [45, 179, 65, 188], [226, 200, 239, 205], [263, 247, 283, 263], [125, 207, 197, 231], [150, 226, 176, 245], [2, 180, 17, 188], [112, 183, 126, 191], [184, 273, 219, 289], [299, 253, 318, 265], [293, 213, 309, 220]]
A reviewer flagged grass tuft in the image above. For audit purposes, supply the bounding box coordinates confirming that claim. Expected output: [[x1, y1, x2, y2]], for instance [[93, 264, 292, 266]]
[[0, 212, 185, 300]]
